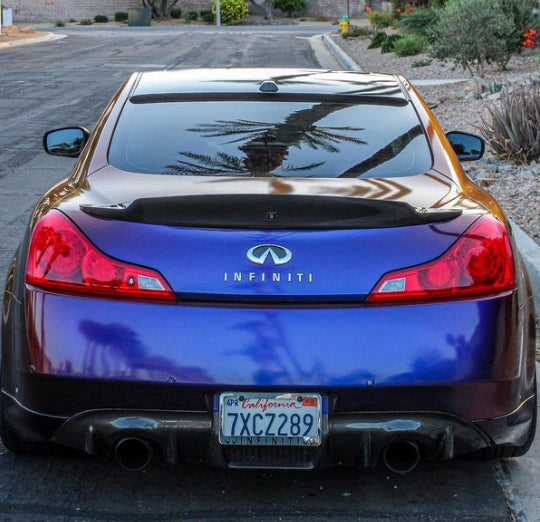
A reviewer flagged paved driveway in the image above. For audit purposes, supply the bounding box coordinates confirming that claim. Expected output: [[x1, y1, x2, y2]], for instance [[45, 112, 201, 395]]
[[0, 27, 537, 521]]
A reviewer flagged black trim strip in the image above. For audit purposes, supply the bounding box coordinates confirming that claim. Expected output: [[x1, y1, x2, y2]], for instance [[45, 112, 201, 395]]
[[129, 92, 409, 106]]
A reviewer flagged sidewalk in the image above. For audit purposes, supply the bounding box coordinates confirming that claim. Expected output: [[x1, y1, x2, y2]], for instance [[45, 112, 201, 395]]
[[0, 32, 64, 49]]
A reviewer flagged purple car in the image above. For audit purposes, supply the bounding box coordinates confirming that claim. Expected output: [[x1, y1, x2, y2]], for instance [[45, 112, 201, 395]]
[[1, 69, 536, 473]]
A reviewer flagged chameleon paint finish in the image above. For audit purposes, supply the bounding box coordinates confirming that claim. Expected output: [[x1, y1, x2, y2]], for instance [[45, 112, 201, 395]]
[[2, 69, 536, 468]]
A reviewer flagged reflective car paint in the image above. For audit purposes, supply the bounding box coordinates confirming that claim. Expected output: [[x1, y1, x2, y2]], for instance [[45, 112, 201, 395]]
[[26, 290, 518, 387], [2, 69, 536, 467], [65, 208, 478, 299]]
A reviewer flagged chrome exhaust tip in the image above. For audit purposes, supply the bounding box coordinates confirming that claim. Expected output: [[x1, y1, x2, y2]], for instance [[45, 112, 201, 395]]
[[382, 441, 421, 474], [114, 437, 154, 471]]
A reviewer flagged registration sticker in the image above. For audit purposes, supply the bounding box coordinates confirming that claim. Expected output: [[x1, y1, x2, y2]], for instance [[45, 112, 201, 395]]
[[218, 392, 322, 447]]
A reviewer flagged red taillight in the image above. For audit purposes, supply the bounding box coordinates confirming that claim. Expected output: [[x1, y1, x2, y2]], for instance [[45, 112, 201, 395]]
[[26, 210, 176, 302], [367, 215, 515, 304]]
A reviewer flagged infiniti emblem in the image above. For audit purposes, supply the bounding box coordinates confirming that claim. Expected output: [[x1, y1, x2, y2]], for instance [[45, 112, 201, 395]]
[[247, 244, 292, 266]]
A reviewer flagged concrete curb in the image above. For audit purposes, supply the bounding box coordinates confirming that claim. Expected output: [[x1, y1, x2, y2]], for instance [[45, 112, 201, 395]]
[[321, 34, 362, 72], [0, 33, 66, 50], [322, 33, 540, 318], [511, 219, 540, 317]]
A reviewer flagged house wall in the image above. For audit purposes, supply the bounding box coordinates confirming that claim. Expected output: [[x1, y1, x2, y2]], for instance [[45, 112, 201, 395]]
[[6, 0, 205, 23], [6, 0, 369, 23]]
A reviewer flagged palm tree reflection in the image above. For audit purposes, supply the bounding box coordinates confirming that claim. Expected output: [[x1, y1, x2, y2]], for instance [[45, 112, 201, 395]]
[[77, 320, 214, 383], [165, 103, 366, 177]]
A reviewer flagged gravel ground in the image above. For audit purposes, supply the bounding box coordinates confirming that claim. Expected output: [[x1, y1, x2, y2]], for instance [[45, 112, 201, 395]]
[[333, 33, 540, 244]]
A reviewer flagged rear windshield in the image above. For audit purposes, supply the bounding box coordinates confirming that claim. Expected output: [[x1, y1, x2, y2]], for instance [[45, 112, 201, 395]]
[[109, 99, 432, 178]]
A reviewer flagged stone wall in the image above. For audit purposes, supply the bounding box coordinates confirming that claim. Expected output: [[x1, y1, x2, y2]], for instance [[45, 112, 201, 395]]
[[6, 0, 368, 22], [6, 0, 206, 23]]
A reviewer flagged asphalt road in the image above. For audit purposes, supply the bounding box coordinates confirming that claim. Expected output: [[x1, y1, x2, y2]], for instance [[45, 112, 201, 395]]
[[0, 27, 537, 522]]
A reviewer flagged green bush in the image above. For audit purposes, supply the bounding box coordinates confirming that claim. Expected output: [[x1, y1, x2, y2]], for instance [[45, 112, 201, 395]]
[[392, 33, 426, 56], [79, 19, 93, 25], [368, 31, 388, 49], [431, 0, 515, 74], [377, 10, 396, 28], [399, 7, 440, 41], [69, 18, 77, 23], [55, 20, 65, 27], [412, 58, 432, 67], [184, 10, 198, 21], [273, 0, 305, 17], [211, 0, 248, 25], [500, 0, 539, 53], [381, 34, 403, 53], [342, 25, 372, 39], [481, 83, 540, 163], [170, 8, 182, 18], [114, 11, 128, 22], [200, 10, 214, 23], [94, 14, 108, 23]]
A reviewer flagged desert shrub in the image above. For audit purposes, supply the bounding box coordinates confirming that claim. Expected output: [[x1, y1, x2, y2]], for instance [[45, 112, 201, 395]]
[[431, 0, 515, 74], [69, 18, 77, 23], [381, 34, 403, 52], [114, 11, 128, 22], [184, 10, 198, 21], [399, 7, 440, 41], [55, 20, 65, 27], [273, 0, 305, 17], [377, 10, 396, 28], [79, 19, 93, 25], [94, 14, 108, 23], [342, 25, 372, 38], [211, 0, 248, 25], [367, 8, 396, 28], [481, 83, 540, 164], [368, 31, 388, 49], [170, 8, 182, 18], [410, 0, 445, 5], [392, 33, 426, 56], [200, 10, 214, 22], [500, 0, 539, 52], [412, 58, 432, 67]]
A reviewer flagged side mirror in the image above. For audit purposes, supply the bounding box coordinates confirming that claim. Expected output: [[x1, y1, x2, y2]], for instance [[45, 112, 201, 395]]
[[446, 131, 485, 162], [43, 127, 90, 158]]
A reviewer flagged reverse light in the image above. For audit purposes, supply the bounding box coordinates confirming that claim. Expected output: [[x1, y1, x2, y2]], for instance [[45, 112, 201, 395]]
[[367, 215, 515, 304], [26, 210, 176, 302]]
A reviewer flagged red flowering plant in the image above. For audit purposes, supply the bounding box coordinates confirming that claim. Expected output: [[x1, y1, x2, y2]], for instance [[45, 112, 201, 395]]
[[522, 28, 540, 49], [366, 7, 381, 27], [390, 0, 406, 19]]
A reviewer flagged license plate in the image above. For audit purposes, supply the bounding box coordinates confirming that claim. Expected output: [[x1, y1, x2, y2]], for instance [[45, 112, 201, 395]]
[[218, 392, 322, 446]]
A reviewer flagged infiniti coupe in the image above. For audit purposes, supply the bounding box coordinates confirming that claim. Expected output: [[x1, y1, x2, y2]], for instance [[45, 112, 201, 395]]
[[1, 69, 536, 473]]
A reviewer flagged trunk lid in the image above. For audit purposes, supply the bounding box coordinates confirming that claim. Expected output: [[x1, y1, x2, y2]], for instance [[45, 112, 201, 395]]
[[59, 169, 484, 302]]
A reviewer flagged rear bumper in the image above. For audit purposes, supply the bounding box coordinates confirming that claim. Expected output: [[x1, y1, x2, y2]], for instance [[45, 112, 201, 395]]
[[2, 390, 534, 469], [25, 291, 521, 388]]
